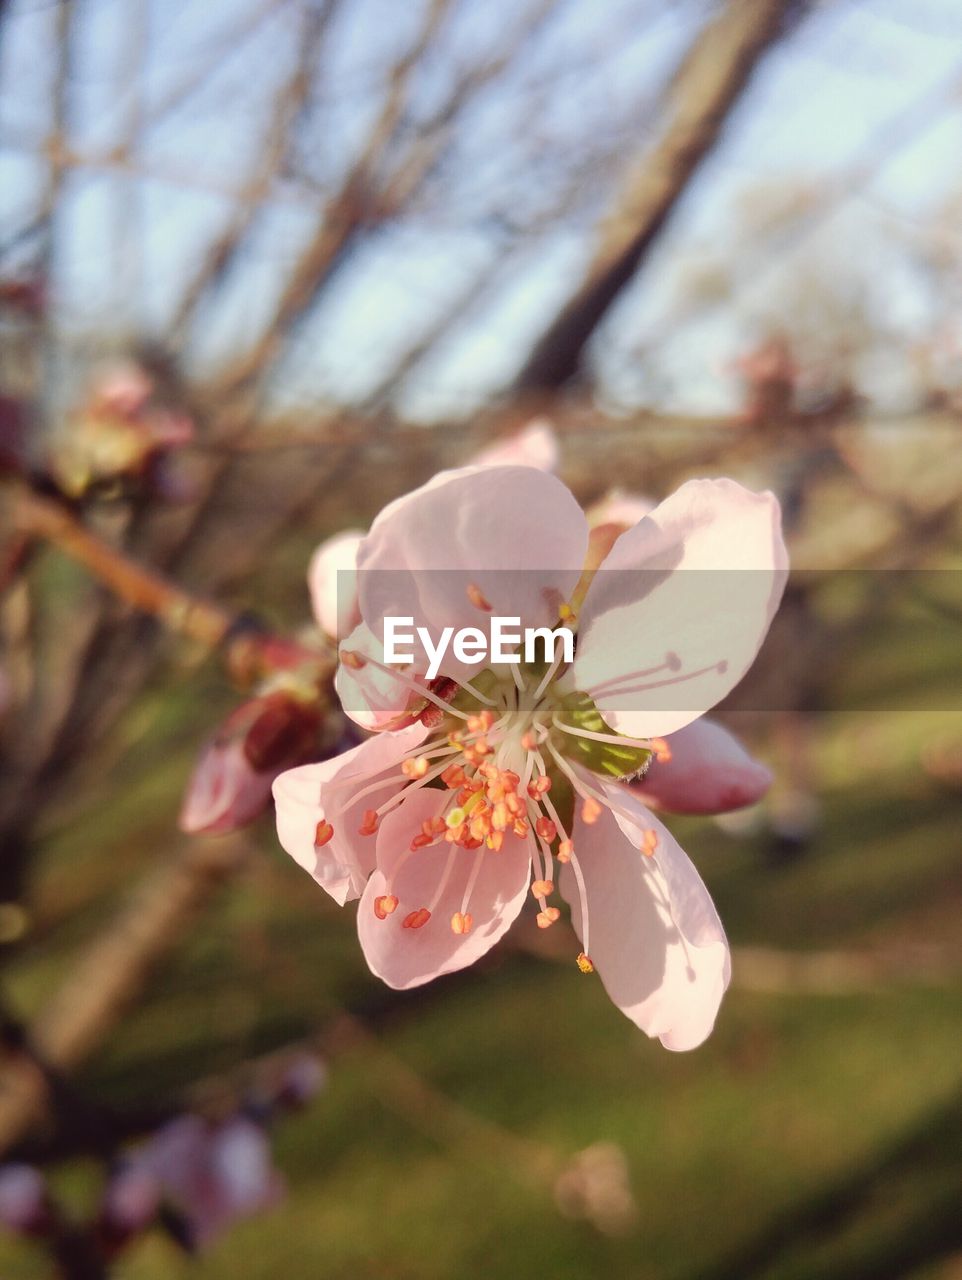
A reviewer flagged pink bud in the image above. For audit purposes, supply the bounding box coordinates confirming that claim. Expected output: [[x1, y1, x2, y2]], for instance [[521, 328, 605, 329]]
[[138, 1114, 283, 1250], [91, 362, 154, 418], [0, 1164, 48, 1234], [276, 1053, 327, 1107], [180, 692, 322, 835], [100, 1163, 161, 1237]]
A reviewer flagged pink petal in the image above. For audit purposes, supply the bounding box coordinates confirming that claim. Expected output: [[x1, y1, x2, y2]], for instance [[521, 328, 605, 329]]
[[179, 739, 273, 835], [272, 724, 428, 905], [574, 478, 788, 738], [334, 621, 427, 731], [561, 779, 730, 1050], [355, 465, 588, 683], [469, 418, 559, 471], [586, 489, 655, 528], [635, 717, 772, 815], [358, 789, 531, 989], [308, 530, 364, 640]]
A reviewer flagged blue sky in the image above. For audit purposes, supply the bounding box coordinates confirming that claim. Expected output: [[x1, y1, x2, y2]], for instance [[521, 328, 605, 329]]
[[1, 0, 962, 419]]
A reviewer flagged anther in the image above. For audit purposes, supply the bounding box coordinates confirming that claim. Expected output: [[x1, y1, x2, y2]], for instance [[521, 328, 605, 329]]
[[374, 894, 398, 919], [576, 952, 595, 974], [358, 809, 379, 836], [402, 907, 432, 930], [557, 839, 573, 863], [650, 737, 672, 763], [581, 797, 602, 825], [339, 648, 366, 670], [314, 819, 334, 847], [450, 911, 473, 935], [441, 764, 466, 788], [642, 829, 658, 856], [466, 583, 492, 612], [527, 776, 552, 798], [535, 816, 557, 842], [530, 879, 554, 898], [401, 756, 429, 779], [537, 907, 561, 929]]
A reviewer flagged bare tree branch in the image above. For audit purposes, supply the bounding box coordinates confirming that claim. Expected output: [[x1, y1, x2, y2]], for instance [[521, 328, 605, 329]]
[[169, 0, 342, 345], [512, 0, 808, 391]]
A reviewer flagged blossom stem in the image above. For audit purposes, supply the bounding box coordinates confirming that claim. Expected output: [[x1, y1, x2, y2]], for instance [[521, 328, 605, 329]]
[[10, 484, 232, 646], [8, 482, 331, 686]]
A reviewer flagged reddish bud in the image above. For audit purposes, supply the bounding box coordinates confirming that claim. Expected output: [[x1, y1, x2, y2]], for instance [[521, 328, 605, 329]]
[[180, 691, 322, 835]]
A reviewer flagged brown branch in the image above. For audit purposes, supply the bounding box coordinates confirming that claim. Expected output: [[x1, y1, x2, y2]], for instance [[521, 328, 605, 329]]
[[512, 0, 808, 391], [7, 484, 234, 648], [211, 0, 456, 403]]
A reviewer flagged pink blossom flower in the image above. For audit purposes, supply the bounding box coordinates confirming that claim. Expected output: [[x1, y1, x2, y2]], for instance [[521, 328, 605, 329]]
[[308, 529, 364, 640], [307, 420, 557, 642], [274, 466, 786, 1049], [108, 1116, 283, 1251]]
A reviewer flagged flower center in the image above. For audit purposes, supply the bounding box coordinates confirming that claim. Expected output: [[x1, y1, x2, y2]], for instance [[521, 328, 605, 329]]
[[334, 655, 659, 973]]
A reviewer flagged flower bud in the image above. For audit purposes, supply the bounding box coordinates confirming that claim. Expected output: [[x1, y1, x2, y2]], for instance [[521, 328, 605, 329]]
[[274, 1053, 327, 1109], [48, 361, 195, 499], [0, 1164, 49, 1235], [180, 691, 322, 835], [99, 1162, 161, 1245]]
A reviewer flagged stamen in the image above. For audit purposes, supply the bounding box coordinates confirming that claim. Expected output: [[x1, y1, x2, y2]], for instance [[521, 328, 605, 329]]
[[535, 816, 557, 843], [586, 658, 729, 702], [358, 809, 379, 836], [510, 660, 526, 694], [453, 675, 497, 707], [340, 647, 474, 721], [585, 652, 681, 696], [551, 715, 651, 749], [532, 648, 567, 702], [466, 583, 492, 612], [459, 846, 486, 916], [374, 894, 398, 919], [402, 907, 431, 929], [425, 842, 463, 916], [581, 796, 601, 824]]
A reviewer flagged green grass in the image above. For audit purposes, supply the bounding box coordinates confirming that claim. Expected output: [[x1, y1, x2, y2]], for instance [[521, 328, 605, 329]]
[[1, 598, 961, 1279]]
